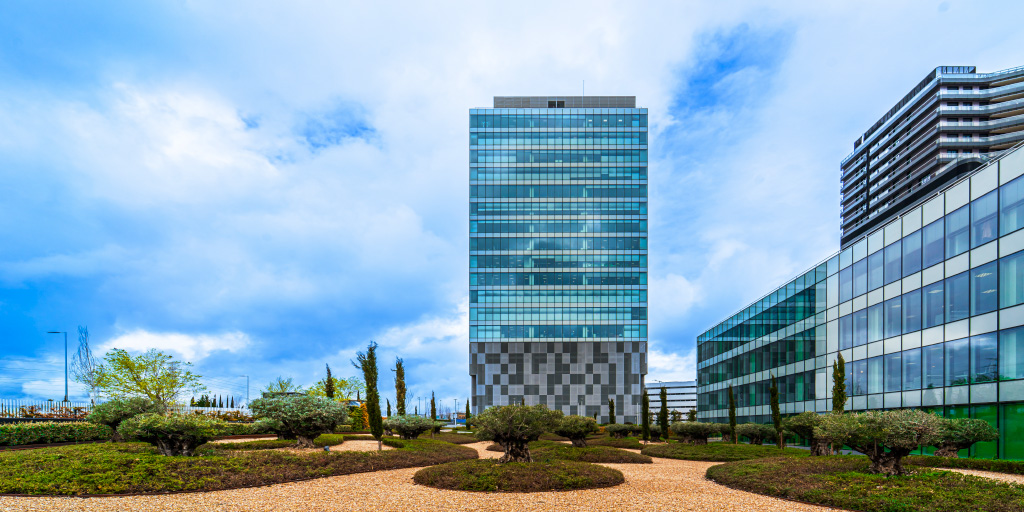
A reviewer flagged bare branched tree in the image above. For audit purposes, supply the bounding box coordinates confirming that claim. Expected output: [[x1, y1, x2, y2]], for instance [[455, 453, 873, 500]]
[[70, 326, 102, 401]]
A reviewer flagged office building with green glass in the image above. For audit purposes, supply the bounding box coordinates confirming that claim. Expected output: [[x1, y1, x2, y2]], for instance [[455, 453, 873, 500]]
[[697, 143, 1024, 458], [469, 96, 647, 422]]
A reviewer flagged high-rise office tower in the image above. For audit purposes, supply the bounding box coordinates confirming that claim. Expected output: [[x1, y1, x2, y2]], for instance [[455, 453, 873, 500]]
[[468, 96, 648, 422], [841, 66, 1024, 246]]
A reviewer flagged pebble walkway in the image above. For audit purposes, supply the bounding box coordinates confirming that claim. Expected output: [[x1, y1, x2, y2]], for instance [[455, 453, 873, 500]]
[[0, 441, 835, 512]]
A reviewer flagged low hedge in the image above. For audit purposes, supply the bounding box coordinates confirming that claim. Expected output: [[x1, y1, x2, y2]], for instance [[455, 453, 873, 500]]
[[707, 455, 1024, 512], [413, 459, 624, 492], [0, 422, 113, 446], [642, 442, 809, 462], [907, 455, 1024, 475]]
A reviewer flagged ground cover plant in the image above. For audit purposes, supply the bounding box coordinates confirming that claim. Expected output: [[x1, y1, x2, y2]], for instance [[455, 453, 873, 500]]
[[0, 437, 475, 495], [412, 459, 623, 492], [707, 455, 1024, 512], [642, 441, 808, 462], [418, 431, 477, 444], [0, 421, 113, 446], [905, 456, 1024, 475], [586, 436, 643, 449], [529, 440, 651, 463]]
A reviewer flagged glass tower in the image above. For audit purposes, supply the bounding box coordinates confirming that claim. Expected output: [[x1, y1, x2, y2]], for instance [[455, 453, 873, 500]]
[[469, 96, 648, 422]]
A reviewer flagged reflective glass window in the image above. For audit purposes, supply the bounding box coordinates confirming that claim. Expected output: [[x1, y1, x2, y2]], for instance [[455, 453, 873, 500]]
[[867, 303, 883, 343], [884, 352, 902, 392], [839, 266, 852, 303], [853, 308, 868, 347], [945, 272, 969, 323], [903, 348, 922, 390], [884, 297, 901, 338], [884, 241, 902, 285], [868, 251, 884, 291], [971, 261, 998, 315], [923, 344, 944, 389], [868, 356, 883, 394], [853, 259, 868, 297], [1001, 175, 1024, 236], [922, 281, 944, 329], [1001, 250, 1024, 308], [971, 334, 998, 383], [839, 314, 853, 350], [902, 289, 922, 333], [923, 219, 944, 268], [903, 230, 922, 275], [945, 338, 970, 386], [852, 359, 868, 396], [1000, 326, 1024, 381], [972, 190, 998, 248], [946, 206, 970, 258]]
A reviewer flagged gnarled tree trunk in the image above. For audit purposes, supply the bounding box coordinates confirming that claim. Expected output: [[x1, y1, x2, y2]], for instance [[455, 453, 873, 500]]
[[295, 434, 316, 448], [500, 441, 532, 463], [857, 444, 912, 476], [693, 436, 708, 445], [570, 437, 587, 448], [810, 438, 830, 456], [155, 439, 200, 457], [934, 443, 963, 458]]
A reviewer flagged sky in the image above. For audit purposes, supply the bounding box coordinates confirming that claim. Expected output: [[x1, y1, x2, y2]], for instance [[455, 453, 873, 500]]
[[2, 0, 1023, 409]]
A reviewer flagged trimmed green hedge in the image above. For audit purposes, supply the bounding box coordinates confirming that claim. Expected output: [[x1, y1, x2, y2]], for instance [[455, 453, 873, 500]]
[[0, 422, 113, 446]]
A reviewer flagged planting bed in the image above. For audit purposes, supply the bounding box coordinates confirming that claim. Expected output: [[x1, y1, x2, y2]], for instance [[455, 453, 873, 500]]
[[642, 442, 809, 462], [413, 458, 624, 492]]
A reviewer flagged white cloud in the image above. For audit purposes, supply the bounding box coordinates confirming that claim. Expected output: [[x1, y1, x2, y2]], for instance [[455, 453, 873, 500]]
[[647, 346, 697, 383], [99, 329, 251, 363]]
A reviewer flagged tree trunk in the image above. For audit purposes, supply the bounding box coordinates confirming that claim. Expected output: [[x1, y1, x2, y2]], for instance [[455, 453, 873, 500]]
[[694, 437, 708, 445], [862, 446, 911, 476], [378, 439, 382, 451], [155, 439, 198, 457], [295, 435, 316, 448], [110, 431, 124, 443], [499, 442, 533, 463], [934, 443, 962, 458], [570, 438, 587, 448], [810, 439, 830, 456]]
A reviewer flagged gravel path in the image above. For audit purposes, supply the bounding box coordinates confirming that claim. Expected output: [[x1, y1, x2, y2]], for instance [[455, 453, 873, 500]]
[[0, 441, 833, 512]]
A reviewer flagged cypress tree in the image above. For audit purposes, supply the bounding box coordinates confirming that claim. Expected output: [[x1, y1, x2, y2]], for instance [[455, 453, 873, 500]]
[[659, 387, 669, 441], [770, 373, 783, 449], [387, 398, 391, 417], [640, 389, 650, 444], [325, 364, 336, 399], [230, 396, 235, 408], [832, 353, 847, 413], [430, 392, 436, 439], [190, 396, 195, 407], [394, 358, 406, 415], [465, 399, 471, 429], [728, 385, 737, 443], [687, 409, 697, 422], [354, 341, 384, 450], [608, 398, 616, 424]]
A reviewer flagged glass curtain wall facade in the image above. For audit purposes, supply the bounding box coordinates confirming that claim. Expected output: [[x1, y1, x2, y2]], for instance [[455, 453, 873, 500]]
[[469, 96, 648, 422], [698, 145, 1024, 459]]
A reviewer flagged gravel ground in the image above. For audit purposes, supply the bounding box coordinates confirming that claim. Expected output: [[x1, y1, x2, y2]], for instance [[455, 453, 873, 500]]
[[0, 441, 833, 512], [942, 467, 1024, 485]]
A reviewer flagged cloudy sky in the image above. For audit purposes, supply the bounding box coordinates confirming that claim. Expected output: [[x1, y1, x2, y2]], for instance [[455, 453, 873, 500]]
[[2, 1, 1023, 407]]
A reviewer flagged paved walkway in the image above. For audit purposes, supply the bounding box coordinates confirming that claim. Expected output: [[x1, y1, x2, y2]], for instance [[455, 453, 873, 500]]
[[0, 441, 833, 512]]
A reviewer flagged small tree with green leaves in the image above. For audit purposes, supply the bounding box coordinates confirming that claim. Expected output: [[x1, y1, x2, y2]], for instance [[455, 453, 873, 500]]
[[354, 341, 384, 450], [429, 392, 437, 437], [816, 409, 944, 476], [96, 349, 204, 407], [554, 415, 600, 447], [118, 413, 226, 456], [474, 404, 562, 462], [383, 415, 441, 439], [686, 409, 697, 422], [770, 374, 783, 449], [934, 417, 999, 458], [728, 385, 737, 443], [640, 389, 650, 444], [465, 399, 471, 430], [658, 387, 669, 441], [608, 398, 616, 424], [250, 395, 349, 448], [87, 397, 165, 441], [605, 423, 642, 439], [324, 364, 336, 399], [386, 398, 391, 418], [735, 423, 772, 445], [394, 358, 407, 415], [784, 411, 827, 455], [671, 421, 719, 445]]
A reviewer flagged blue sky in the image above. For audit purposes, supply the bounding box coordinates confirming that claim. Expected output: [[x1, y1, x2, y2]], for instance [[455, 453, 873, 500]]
[[2, 1, 1024, 409]]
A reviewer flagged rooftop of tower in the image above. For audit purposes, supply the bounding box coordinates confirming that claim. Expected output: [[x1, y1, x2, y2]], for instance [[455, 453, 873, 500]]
[[492, 96, 636, 108]]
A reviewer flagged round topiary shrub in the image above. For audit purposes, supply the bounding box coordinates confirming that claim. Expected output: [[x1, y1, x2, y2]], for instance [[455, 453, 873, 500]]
[[87, 398, 165, 442], [552, 415, 599, 447], [118, 413, 227, 456], [384, 415, 443, 439], [249, 395, 349, 447], [412, 459, 624, 492], [474, 404, 562, 462]]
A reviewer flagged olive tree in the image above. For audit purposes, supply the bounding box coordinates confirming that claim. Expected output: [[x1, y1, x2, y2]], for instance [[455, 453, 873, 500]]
[[249, 395, 349, 448], [735, 422, 775, 445], [384, 414, 441, 439], [474, 404, 562, 462], [816, 409, 943, 476], [553, 414, 599, 447], [87, 397, 165, 441], [671, 421, 719, 445], [784, 411, 828, 455], [934, 417, 998, 458], [605, 423, 642, 439], [118, 413, 226, 456]]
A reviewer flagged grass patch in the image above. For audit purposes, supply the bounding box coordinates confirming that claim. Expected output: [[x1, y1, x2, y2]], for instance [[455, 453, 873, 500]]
[[413, 459, 623, 492], [707, 455, 1024, 512], [530, 441, 651, 464], [0, 438, 475, 495], [642, 442, 808, 462]]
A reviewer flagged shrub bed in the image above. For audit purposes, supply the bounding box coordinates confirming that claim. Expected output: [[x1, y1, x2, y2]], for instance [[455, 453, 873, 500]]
[[0, 422, 113, 446], [413, 459, 623, 492], [587, 437, 643, 450], [907, 456, 1024, 475], [530, 441, 651, 464], [706, 455, 1024, 512], [0, 438, 476, 495], [417, 432, 479, 445], [642, 442, 808, 462]]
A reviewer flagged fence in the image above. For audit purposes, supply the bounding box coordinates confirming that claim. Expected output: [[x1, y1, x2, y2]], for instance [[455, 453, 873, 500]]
[[0, 399, 251, 420]]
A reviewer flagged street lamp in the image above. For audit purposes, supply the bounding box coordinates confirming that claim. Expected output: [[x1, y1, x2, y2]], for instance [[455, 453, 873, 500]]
[[46, 331, 68, 402]]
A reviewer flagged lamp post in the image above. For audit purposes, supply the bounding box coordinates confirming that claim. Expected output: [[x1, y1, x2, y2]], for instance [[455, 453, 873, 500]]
[[46, 331, 68, 402]]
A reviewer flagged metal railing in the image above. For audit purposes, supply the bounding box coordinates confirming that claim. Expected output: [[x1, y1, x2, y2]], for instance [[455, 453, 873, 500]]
[[0, 399, 250, 419]]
